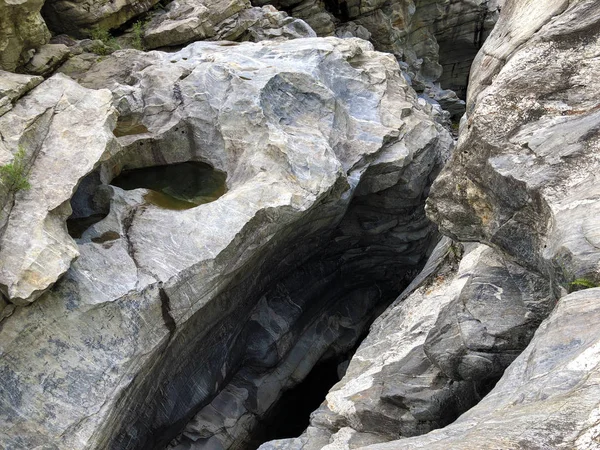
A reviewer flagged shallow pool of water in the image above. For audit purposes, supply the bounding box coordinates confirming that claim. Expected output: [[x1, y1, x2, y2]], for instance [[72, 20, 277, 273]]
[[111, 162, 227, 210]]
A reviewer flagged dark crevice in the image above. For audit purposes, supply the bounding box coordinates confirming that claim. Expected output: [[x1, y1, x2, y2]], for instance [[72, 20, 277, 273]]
[[159, 287, 177, 337], [246, 357, 345, 449]]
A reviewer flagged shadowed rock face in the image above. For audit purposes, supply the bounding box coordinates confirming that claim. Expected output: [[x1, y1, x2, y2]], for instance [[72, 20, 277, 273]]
[[362, 288, 600, 450], [0, 0, 50, 71], [0, 38, 452, 450], [259, 240, 556, 450], [41, 0, 162, 37]]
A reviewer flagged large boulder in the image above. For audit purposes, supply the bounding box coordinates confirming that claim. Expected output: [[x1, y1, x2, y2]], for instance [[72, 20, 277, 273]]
[[0, 0, 50, 71], [0, 38, 452, 449], [0, 74, 116, 305], [143, 0, 315, 49], [423, 243, 555, 382], [426, 0, 600, 290], [362, 287, 600, 450]]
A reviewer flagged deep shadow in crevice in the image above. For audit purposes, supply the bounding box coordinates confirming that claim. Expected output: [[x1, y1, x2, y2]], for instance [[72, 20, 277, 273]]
[[245, 357, 345, 450]]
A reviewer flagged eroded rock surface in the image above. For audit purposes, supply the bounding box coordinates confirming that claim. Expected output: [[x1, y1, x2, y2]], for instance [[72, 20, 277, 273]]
[[362, 288, 600, 450], [41, 0, 161, 37], [426, 0, 600, 290], [0, 38, 452, 449], [256, 0, 503, 101], [260, 237, 555, 449], [0, 71, 43, 116], [0, 74, 116, 305], [0, 0, 50, 71], [143, 0, 315, 49]]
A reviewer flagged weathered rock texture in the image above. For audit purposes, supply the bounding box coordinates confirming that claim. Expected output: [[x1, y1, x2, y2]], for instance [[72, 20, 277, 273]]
[[143, 0, 315, 49], [41, 0, 161, 37], [312, 1, 600, 448], [362, 287, 600, 450], [260, 238, 555, 449], [0, 71, 43, 116], [256, 0, 502, 98], [0, 74, 116, 305], [426, 0, 600, 291], [0, 0, 51, 71], [0, 38, 452, 449]]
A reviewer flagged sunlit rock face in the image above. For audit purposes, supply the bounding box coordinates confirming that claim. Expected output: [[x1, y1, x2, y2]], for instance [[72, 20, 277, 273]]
[[0, 37, 452, 449], [0, 74, 116, 305]]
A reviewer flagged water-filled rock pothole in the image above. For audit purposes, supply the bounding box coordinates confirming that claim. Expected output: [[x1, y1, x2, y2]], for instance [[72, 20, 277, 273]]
[[110, 161, 227, 210], [67, 162, 228, 239]]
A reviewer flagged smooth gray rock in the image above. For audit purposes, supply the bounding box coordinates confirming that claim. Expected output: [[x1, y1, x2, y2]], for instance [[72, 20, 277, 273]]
[[424, 245, 555, 382], [426, 0, 600, 290], [361, 288, 600, 450], [0, 38, 452, 450], [0, 71, 43, 116]]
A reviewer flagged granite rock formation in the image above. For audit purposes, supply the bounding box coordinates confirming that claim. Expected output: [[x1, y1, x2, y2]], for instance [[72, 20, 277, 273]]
[[0, 37, 452, 449], [426, 0, 600, 291], [143, 0, 315, 49], [362, 287, 600, 450]]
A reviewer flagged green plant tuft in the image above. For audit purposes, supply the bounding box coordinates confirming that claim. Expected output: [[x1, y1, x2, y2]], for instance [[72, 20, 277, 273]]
[[131, 20, 147, 51], [0, 146, 31, 192], [569, 278, 599, 292], [89, 26, 121, 55]]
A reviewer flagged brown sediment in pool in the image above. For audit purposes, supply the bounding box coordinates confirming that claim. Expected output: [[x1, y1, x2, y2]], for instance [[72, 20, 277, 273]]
[[111, 161, 227, 210], [91, 231, 121, 244], [113, 117, 150, 137]]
